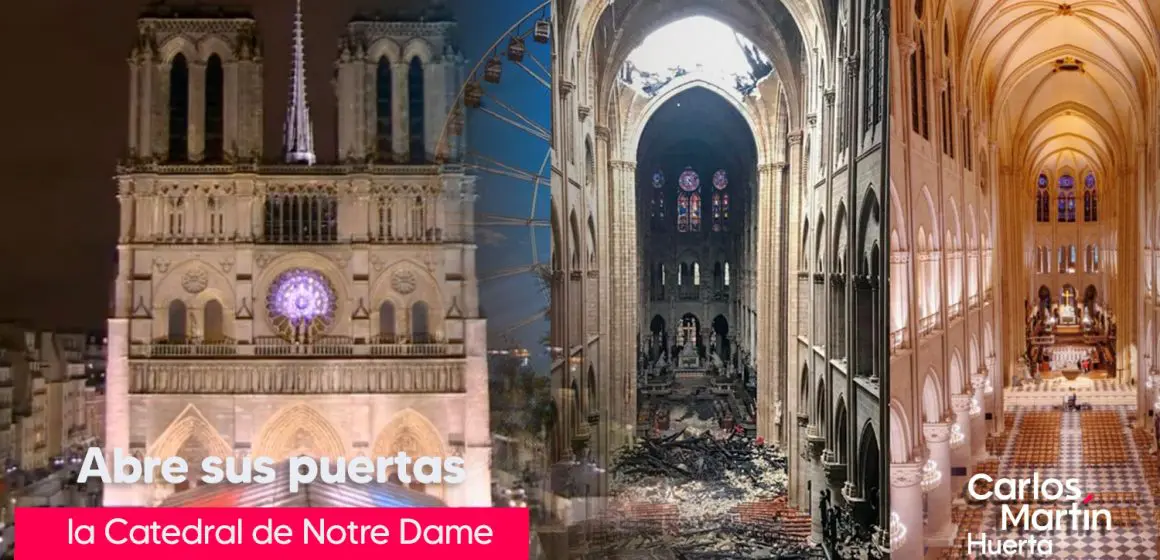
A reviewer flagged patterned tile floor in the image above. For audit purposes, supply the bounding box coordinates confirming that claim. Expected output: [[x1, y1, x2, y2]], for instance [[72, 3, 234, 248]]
[[976, 405, 1157, 559]]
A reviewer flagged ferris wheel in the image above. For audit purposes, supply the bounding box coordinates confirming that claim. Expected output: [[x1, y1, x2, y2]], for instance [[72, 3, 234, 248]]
[[437, 1, 551, 356]]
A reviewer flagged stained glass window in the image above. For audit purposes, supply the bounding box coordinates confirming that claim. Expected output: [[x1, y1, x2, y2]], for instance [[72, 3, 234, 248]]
[[690, 193, 701, 232], [677, 168, 699, 232], [651, 170, 666, 227], [1057, 175, 1075, 222], [722, 193, 730, 230], [267, 268, 337, 341], [1035, 173, 1050, 222], [713, 169, 727, 190], [679, 168, 700, 192], [712, 193, 722, 231], [1083, 172, 1097, 222]]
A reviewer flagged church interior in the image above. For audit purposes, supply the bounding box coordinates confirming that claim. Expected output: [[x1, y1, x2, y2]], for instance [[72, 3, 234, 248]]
[[549, 0, 888, 555], [889, 0, 1160, 557]]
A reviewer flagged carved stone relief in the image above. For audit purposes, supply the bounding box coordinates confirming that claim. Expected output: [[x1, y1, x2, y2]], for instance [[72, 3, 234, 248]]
[[182, 267, 209, 294], [391, 270, 417, 295], [255, 253, 274, 270]]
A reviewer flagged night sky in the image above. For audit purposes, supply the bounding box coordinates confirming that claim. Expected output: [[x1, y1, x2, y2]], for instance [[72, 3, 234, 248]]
[[0, 0, 549, 351]]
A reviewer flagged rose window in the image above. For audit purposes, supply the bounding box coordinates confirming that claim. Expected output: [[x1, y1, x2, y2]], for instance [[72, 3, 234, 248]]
[[267, 268, 337, 341]]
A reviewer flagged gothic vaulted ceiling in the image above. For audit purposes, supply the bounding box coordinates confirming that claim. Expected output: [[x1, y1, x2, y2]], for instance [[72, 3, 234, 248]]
[[953, 0, 1160, 174]]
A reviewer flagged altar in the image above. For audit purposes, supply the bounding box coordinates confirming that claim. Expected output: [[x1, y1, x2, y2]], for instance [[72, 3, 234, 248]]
[[674, 345, 704, 379]]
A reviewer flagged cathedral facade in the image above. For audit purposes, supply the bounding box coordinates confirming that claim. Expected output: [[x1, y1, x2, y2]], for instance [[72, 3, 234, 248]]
[[550, 0, 889, 544], [104, 3, 490, 507]]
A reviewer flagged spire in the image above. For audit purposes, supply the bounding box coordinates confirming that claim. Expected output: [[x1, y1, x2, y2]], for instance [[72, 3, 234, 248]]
[[283, 0, 315, 164]]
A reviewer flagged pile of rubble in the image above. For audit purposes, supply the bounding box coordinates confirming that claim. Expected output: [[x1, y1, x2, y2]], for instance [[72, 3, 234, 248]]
[[589, 429, 816, 558]]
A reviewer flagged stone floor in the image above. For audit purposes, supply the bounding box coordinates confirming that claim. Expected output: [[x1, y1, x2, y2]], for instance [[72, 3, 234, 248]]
[[936, 400, 1158, 559]]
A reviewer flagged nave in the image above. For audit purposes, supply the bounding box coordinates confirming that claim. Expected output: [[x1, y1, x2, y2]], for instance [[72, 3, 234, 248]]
[[936, 404, 1158, 559]]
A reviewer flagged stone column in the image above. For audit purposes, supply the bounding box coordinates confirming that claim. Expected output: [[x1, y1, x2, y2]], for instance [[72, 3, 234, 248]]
[[393, 62, 409, 161], [610, 159, 638, 441], [923, 422, 955, 544], [971, 371, 989, 458], [949, 395, 972, 488], [755, 161, 780, 441], [784, 129, 804, 506], [891, 462, 924, 560]]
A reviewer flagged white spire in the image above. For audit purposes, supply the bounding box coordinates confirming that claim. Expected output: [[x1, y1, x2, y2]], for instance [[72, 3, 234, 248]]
[[283, 0, 315, 164]]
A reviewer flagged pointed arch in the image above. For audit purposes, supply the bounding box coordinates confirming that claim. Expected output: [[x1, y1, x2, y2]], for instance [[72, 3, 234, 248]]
[[889, 399, 911, 463], [372, 408, 445, 459], [253, 404, 346, 462], [834, 396, 849, 463], [147, 404, 233, 461], [923, 368, 944, 423], [949, 349, 965, 395]]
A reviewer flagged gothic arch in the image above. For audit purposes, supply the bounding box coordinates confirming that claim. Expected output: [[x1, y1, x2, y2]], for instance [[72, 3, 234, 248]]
[[623, 79, 774, 166], [858, 419, 880, 496], [367, 37, 402, 64], [401, 37, 434, 65], [155, 259, 235, 336], [197, 35, 234, 63], [372, 408, 446, 459], [550, 202, 562, 271], [969, 336, 980, 377], [889, 399, 912, 463], [148, 404, 233, 461], [572, 3, 818, 129], [922, 368, 944, 422], [371, 259, 444, 316], [859, 186, 882, 258], [569, 209, 582, 269], [253, 404, 347, 462], [159, 35, 199, 64], [834, 396, 849, 462], [949, 349, 965, 395]]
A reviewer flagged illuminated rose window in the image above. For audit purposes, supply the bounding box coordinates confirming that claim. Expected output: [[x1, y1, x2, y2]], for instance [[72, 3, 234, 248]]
[[267, 268, 336, 340]]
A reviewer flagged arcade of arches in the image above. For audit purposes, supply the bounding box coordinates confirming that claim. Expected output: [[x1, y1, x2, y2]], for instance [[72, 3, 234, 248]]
[[889, 1, 1160, 558], [551, 0, 887, 548]]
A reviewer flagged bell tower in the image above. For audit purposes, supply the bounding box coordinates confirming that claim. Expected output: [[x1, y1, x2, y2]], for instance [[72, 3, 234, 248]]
[[334, 14, 463, 163], [126, 4, 264, 163]]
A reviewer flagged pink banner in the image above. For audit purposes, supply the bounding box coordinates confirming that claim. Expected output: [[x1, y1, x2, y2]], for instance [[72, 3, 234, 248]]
[[17, 508, 529, 558]]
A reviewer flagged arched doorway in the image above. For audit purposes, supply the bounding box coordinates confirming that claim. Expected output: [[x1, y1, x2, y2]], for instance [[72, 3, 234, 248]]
[[1083, 284, 1097, 304], [648, 314, 668, 363], [858, 423, 881, 526], [711, 314, 730, 361]]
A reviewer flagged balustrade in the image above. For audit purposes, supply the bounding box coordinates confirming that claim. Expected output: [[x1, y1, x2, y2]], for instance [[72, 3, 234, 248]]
[[918, 314, 939, 336], [890, 328, 907, 353], [130, 336, 460, 358]]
